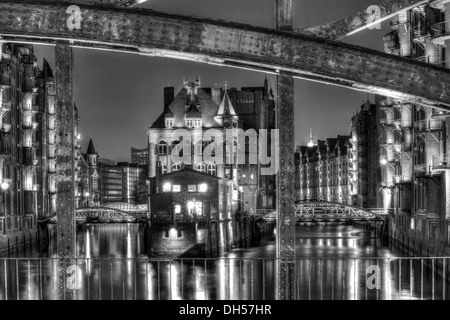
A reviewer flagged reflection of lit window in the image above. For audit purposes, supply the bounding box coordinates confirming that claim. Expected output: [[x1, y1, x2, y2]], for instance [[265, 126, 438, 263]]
[[198, 183, 208, 192], [174, 205, 181, 214], [163, 183, 171, 192], [188, 185, 197, 192], [172, 185, 181, 192]]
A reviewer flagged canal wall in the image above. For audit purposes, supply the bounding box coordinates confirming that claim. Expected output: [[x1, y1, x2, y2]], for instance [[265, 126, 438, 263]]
[[0, 223, 56, 256], [350, 220, 384, 238], [382, 214, 450, 257]]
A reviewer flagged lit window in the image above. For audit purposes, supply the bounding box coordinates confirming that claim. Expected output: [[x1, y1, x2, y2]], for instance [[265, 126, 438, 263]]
[[185, 119, 194, 128], [198, 183, 208, 192], [196, 164, 206, 173], [188, 185, 197, 192], [163, 183, 171, 192], [92, 177, 98, 191], [174, 205, 181, 214], [207, 164, 216, 176], [165, 119, 174, 128], [172, 185, 181, 192], [194, 119, 202, 128], [158, 140, 167, 155]]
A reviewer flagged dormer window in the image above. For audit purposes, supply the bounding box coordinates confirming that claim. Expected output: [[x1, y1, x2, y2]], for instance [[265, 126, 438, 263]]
[[185, 118, 202, 128], [165, 119, 174, 128], [186, 119, 194, 128]]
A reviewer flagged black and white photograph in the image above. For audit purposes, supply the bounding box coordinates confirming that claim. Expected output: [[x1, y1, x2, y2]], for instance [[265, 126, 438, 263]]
[[0, 0, 450, 309]]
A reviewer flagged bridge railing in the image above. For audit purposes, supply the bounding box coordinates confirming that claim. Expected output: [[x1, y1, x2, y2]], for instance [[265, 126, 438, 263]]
[[0, 257, 449, 300]]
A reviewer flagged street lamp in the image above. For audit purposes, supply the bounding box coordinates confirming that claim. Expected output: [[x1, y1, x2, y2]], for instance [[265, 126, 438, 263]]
[[145, 178, 151, 221], [1, 180, 10, 217], [85, 191, 90, 208]]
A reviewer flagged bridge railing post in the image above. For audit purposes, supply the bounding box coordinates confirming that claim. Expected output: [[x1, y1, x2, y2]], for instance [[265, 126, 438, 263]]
[[55, 42, 76, 300]]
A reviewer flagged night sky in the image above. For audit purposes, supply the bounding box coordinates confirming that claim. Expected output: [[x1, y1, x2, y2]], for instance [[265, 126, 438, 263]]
[[33, 0, 389, 162]]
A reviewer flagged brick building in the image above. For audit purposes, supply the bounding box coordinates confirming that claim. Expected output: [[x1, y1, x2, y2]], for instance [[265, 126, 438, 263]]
[[295, 135, 351, 204], [147, 77, 275, 222]]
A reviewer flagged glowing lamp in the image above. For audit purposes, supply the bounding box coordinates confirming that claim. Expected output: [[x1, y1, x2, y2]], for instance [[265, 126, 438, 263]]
[[199, 183, 208, 192], [1, 181, 10, 191]]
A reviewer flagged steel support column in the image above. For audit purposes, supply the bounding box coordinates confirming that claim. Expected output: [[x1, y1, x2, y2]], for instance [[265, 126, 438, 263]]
[[276, 0, 296, 300], [55, 42, 76, 300]]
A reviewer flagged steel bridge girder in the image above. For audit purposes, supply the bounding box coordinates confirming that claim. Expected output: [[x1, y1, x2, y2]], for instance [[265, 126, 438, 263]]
[[1, 1, 450, 108]]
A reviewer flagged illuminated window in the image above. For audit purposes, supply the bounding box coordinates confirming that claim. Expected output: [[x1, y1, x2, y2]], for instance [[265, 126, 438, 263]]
[[188, 185, 197, 192], [198, 183, 208, 193], [207, 164, 216, 176], [92, 177, 98, 191], [163, 183, 171, 192], [165, 119, 173, 128], [194, 119, 202, 127], [172, 185, 181, 192], [158, 140, 167, 155], [196, 164, 206, 173], [185, 119, 194, 127], [174, 205, 181, 214]]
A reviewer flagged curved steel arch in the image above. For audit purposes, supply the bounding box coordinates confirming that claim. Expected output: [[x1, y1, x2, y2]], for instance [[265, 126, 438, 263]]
[[76, 206, 148, 222], [295, 201, 382, 222], [1, 1, 450, 109]]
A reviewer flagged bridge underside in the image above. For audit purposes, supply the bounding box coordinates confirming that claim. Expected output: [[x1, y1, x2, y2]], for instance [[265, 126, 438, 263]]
[[1, 1, 450, 109]]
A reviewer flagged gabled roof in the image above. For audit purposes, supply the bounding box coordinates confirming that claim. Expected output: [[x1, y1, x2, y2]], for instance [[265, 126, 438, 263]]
[[150, 87, 220, 129], [185, 101, 202, 118]]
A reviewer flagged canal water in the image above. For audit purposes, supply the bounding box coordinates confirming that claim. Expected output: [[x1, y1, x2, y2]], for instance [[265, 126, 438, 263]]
[[0, 223, 448, 300]]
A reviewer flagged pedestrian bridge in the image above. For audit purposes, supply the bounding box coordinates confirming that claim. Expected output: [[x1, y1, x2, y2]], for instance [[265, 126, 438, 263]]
[[39, 203, 149, 224], [262, 202, 385, 222]]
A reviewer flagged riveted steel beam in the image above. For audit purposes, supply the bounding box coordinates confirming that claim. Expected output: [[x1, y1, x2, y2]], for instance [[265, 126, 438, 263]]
[[26, 0, 145, 7], [276, 71, 296, 300], [0, 1, 449, 109], [55, 42, 76, 300], [275, 0, 296, 301], [303, 0, 429, 40]]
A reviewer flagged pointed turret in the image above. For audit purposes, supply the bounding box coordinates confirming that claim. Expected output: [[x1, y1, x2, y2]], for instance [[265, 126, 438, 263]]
[[87, 138, 96, 155], [215, 83, 238, 128]]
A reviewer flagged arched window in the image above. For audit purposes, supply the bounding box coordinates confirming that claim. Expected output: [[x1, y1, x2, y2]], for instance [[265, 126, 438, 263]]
[[173, 164, 182, 171], [207, 164, 216, 176], [158, 140, 167, 155], [196, 164, 206, 173]]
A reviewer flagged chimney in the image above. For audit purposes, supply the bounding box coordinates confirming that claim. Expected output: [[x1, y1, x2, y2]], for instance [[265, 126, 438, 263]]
[[164, 87, 175, 111], [211, 86, 221, 106]]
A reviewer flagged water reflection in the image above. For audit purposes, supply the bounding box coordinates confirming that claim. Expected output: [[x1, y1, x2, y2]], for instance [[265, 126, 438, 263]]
[[0, 223, 449, 300]]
